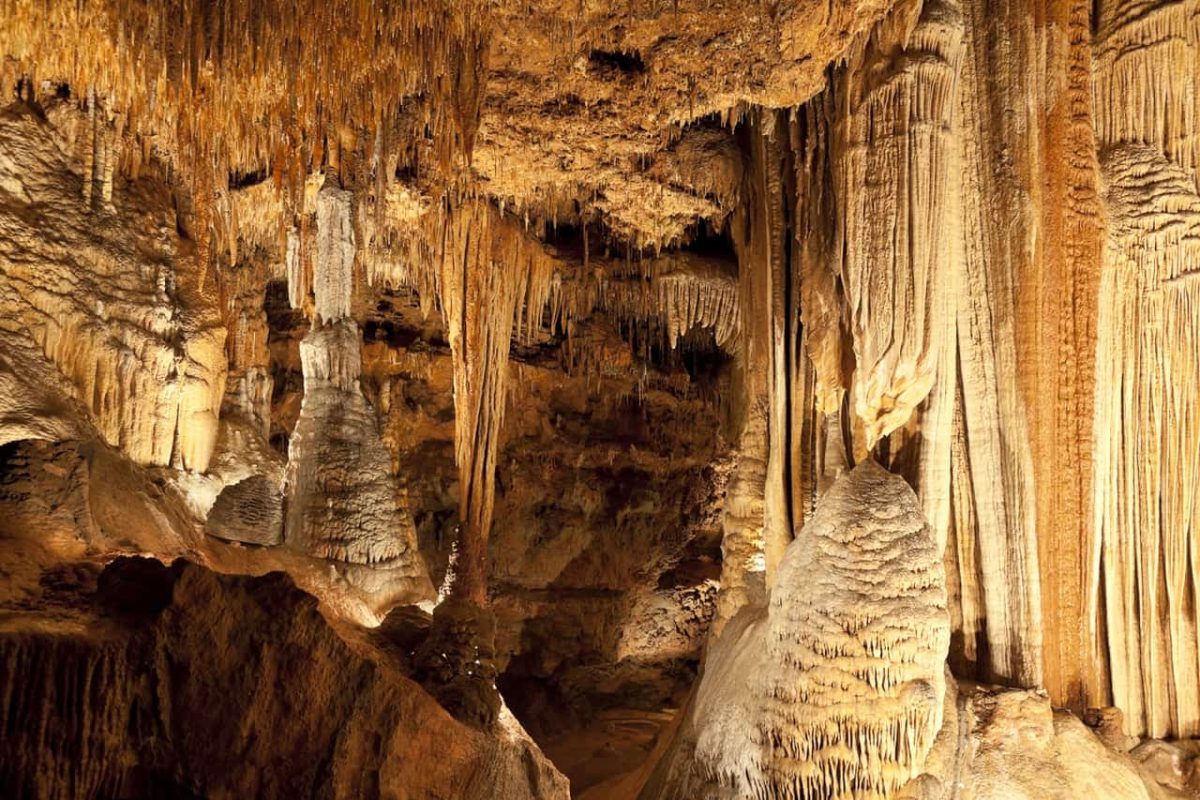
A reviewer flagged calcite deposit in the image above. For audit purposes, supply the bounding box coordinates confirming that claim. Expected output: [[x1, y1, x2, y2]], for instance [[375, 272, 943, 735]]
[[2, 0, 1200, 797]]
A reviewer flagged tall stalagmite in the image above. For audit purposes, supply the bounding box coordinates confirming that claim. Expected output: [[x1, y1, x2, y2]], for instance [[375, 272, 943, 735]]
[[284, 179, 432, 604]]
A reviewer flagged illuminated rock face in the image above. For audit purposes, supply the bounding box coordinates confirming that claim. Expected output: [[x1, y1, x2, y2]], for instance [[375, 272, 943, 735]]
[[0, 105, 226, 474], [6, 0, 1200, 794]]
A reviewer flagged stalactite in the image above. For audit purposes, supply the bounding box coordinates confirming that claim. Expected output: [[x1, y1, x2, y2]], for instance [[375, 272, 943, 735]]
[[841, 0, 964, 564], [0, 0, 488, 275], [791, 96, 847, 419], [285, 227, 308, 313], [947, 0, 1046, 690], [1026, 0, 1107, 714], [0, 106, 226, 473], [314, 182, 356, 325], [1093, 0, 1200, 191], [600, 256, 741, 353], [434, 201, 562, 605], [714, 109, 795, 630], [1088, 0, 1200, 738], [788, 88, 842, 534], [220, 257, 273, 438], [1093, 144, 1200, 738], [833, 0, 960, 451]]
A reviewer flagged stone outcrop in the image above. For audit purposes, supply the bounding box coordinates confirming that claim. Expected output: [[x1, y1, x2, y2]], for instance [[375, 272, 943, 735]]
[[0, 557, 568, 800]]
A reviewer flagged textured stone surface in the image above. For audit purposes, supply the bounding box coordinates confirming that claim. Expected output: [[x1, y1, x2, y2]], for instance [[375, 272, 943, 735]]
[[637, 462, 950, 800], [0, 558, 568, 800]]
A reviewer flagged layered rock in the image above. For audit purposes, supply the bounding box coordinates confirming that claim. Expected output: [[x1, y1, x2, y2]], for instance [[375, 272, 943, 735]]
[[0, 558, 568, 800]]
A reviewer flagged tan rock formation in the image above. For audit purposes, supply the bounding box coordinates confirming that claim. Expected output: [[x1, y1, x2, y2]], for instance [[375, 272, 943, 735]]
[[0, 103, 226, 473], [0, 558, 567, 800], [275, 175, 432, 604], [6, 0, 1200, 790]]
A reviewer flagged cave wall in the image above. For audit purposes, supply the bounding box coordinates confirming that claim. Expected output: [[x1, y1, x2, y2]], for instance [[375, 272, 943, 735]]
[[698, 0, 1200, 740], [2, 0, 1200, 793]]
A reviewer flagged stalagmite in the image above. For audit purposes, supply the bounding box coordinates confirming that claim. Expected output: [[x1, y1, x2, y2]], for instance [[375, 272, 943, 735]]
[[205, 475, 284, 546], [642, 462, 950, 800], [284, 178, 432, 604]]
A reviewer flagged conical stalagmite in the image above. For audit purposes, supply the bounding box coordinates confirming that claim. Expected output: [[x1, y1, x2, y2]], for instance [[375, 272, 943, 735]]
[[641, 461, 950, 800]]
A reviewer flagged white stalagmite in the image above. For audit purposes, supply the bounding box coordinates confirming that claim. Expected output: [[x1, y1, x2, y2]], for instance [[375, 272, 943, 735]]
[[283, 175, 431, 603], [644, 461, 950, 800], [285, 320, 422, 568]]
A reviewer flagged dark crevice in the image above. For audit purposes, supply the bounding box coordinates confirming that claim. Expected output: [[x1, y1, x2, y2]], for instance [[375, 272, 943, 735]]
[[588, 49, 646, 78]]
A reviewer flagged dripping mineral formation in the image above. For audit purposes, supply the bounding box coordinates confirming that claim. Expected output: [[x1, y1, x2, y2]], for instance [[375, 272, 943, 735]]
[[1, 0, 1199, 798]]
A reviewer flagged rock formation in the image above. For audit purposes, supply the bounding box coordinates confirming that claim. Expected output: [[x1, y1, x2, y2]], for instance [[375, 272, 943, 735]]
[[2, 0, 1200, 796], [636, 462, 950, 800], [0, 557, 565, 800]]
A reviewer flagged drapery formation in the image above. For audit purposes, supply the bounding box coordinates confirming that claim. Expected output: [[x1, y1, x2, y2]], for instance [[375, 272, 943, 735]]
[[703, 0, 1200, 739]]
